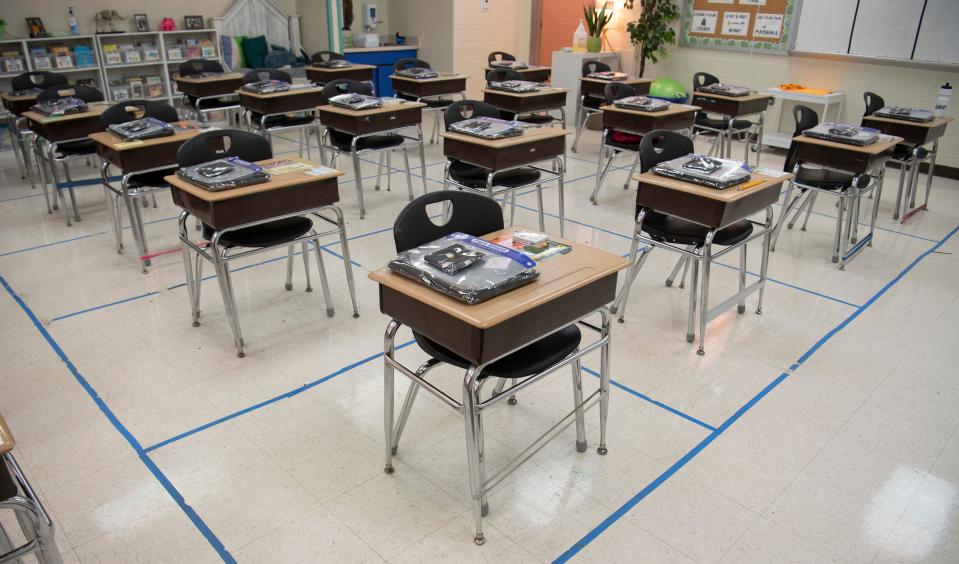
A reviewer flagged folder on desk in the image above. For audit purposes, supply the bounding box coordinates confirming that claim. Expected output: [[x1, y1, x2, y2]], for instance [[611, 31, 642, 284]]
[[804, 123, 880, 146], [107, 117, 175, 141], [873, 106, 935, 123], [31, 97, 87, 116], [613, 96, 669, 112], [651, 154, 752, 189]]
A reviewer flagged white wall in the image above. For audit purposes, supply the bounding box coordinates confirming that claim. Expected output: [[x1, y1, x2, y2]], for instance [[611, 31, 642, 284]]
[[451, 0, 526, 98], [645, 46, 959, 167], [298, 0, 330, 54]]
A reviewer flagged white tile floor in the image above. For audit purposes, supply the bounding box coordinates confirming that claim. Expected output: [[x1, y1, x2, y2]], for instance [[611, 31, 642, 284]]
[[0, 113, 957, 564]]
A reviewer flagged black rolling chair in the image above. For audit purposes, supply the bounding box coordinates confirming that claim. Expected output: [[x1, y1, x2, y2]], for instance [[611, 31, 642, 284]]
[[572, 60, 612, 153], [32, 85, 105, 226], [612, 130, 765, 355], [590, 82, 645, 204], [1, 414, 63, 564], [319, 79, 423, 218], [97, 99, 180, 259], [691, 71, 758, 162], [443, 100, 564, 233], [393, 58, 462, 144], [383, 190, 594, 545], [7, 72, 69, 188], [176, 129, 358, 357], [772, 105, 875, 264], [177, 59, 241, 124], [241, 68, 320, 161], [862, 91, 934, 221]]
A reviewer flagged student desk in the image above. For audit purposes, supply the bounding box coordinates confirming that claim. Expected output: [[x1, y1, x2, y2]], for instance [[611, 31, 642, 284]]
[[590, 103, 701, 203], [167, 157, 359, 356], [371, 227, 628, 544], [440, 127, 570, 234], [304, 64, 376, 86], [785, 134, 902, 269], [23, 103, 110, 219], [483, 87, 569, 128], [617, 170, 789, 354], [2, 91, 40, 190], [90, 123, 207, 270], [578, 77, 652, 99], [319, 101, 428, 218], [174, 73, 244, 98], [484, 65, 552, 83], [861, 115, 952, 223], [238, 85, 326, 162], [689, 91, 772, 165], [390, 73, 468, 99]]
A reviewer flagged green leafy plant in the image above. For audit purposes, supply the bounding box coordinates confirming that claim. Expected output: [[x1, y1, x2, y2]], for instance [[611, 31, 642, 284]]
[[624, 0, 680, 77], [583, 3, 612, 37]]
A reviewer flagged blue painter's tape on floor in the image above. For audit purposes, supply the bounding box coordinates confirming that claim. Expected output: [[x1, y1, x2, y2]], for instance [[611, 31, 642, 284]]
[[0, 275, 236, 564], [51, 291, 160, 322]]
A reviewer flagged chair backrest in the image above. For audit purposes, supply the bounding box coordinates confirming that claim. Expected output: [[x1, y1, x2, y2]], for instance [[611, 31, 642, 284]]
[[320, 79, 374, 104], [488, 51, 516, 64], [393, 191, 505, 252], [393, 57, 431, 71], [604, 82, 636, 103], [11, 71, 68, 92], [101, 99, 179, 126], [242, 68, 292, 84], [692, 72, 720, 92], [486, 68, 525, 83], [311, 50, 346, 64], [582, 60, 611, 76], [444, 100, 500, 129], [36, 85, 104, 104], [637, 130, 694, 174], [862, 91, 885, 118], [176, 129, 273, 167], [178, 58, 225, 77], [784, 104, 820, 172]]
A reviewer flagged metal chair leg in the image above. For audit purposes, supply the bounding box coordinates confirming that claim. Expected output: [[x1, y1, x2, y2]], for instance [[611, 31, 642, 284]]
[[284, 244, 295, 290], [311, 239, 334, 317], [374, 152, 384, 191], [738, 244, 747, 314], [801, 192, 817, 231], [623, 149, 641, 191], [590, 147, 615, 204], [402, 147, 414, 201], [352, 152, 366, 219], [386, 150, 393, 191], [301, 240, 313, 292], [571, 357, 587, 452], [614, 245, 651, 323], [332, 206, 360, 318], [686, 256, 699, 343], [214, 255, 245, 357], [535, 184, 545, 231], [665, 253, 689, 287], [893, 162, 907, 220]]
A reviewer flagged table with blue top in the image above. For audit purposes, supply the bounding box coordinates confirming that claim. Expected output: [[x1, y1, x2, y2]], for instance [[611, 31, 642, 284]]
[[343, 47, 419, 97]]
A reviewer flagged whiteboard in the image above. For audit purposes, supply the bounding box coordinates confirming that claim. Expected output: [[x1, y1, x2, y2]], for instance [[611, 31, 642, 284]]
[[913, 0, 959, 64], [793, 0, 858, 54], [849, 0, 925, 59]]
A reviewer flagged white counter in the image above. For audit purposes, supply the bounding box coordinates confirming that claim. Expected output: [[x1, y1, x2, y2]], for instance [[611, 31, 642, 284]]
[[344, 44, 419, 53]]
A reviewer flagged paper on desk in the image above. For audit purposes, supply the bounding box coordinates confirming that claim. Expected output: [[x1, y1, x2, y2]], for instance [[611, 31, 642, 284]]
[[753, 167, 787, 178], [305, 166, 336, 176], [115, 140, 144, 149]]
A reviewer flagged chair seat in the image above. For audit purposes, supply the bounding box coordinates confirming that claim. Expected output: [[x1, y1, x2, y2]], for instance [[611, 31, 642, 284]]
[[55, 139, 96, 157], [516, 114, 556, 125], [892, 144, 930, 161], [329, 130, 405, 152], [250, 112, 316, 129], [604, 130, 642, 151], [202, 216, 313, 248], [126, 168, 175, 189], [695, 114, 752, 131], [397, 93, 453, 108], [449, 160, 541, 189], [0, 466, 16, 502], [794, 165, 867, 191], [413, 324, 582, 379], [642, 211, 753, 247], [193, 97, 240, 111]]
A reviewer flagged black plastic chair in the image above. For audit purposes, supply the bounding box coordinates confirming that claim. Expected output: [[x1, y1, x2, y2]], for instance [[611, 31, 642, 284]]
[[862, 91, 885, 119], [101, 98, 179, 125], [485, 68, 525, 83], [311, 50, 347, 65], [692, 71, 719, 92], [612, 130, 757, 355], [572, 61, 614, 153], [242, 68, 292, 84], [178, 58, 225, 77], [392, 58, 459, 143], [443, 100, 553, 230], [241, 68, 319, 162], [691, 72, 755, 160], [487, 51, 516, 64], [384, 190, 587, 543], [590, 83, 642, 203], [393, 57, 431, 72], [32, 85, 105, 226], [11, 71, 67, 92], [176, 129, 352, 356], [319, 80, 417, 218]]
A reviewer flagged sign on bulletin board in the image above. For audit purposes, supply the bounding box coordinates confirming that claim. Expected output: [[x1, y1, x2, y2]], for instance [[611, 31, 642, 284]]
[[681, 0, 796, 54]]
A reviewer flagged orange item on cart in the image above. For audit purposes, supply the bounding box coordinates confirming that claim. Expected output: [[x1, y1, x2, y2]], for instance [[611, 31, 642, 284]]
[[778, 83, 833, 95]]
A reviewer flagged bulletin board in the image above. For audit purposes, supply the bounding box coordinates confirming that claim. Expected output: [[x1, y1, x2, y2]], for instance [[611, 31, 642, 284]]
[[680, 0, 797, 54]]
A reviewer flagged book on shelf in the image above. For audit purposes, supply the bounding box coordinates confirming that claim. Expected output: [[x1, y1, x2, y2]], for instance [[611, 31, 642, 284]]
[[167, 47, 183, 61], [33, 55, 52, 70], [102, 44, 122, 65], [141, 43, 160, 61], [123, 49, 142, 64], [145, 75, 164, 98], [200, 41, 216, 58], [128, 77, 145, 98], [110, 83, 131, 101], [73, 45, 95, 67], [54, 55, 74, 69], [2, 58, 25, 73]]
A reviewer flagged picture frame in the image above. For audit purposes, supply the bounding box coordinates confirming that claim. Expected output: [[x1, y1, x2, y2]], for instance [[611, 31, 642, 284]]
[[184, 15, 204, 30], [133, 14, 149, 33], [26, 17, 48, 38]]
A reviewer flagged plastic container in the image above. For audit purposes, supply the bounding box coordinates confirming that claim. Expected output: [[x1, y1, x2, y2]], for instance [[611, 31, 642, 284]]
[[935, 82, 951, 117], [68, 7, 79, 35], [572, 19, 587, 53]]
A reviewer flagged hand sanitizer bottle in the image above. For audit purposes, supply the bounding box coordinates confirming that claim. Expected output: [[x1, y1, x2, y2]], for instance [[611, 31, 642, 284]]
[[573, 19, 587, 52], [935, 83, 951, 117], [68, 7, 79, 34]]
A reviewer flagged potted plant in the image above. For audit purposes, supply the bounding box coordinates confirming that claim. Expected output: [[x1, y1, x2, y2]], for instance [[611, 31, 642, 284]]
[[624, 0, 680, 77], [583, 3, 612, 53], [0, 19, 6, 40]]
